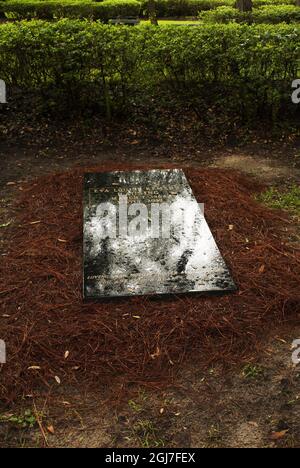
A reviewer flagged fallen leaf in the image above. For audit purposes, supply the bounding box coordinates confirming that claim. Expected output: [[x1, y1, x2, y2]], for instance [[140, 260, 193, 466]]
[[248, 421, 259, 427], [1, 413, 14, 419], [270, 430, 288, 440], [151, 346, 161, 359], [276, 338, 287, 344], [0, 221, 11, 228], [47, 425, 55, 434]]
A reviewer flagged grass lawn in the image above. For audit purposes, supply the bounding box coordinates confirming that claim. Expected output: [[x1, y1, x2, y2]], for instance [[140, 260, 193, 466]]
[[258, 185, 300, 216]]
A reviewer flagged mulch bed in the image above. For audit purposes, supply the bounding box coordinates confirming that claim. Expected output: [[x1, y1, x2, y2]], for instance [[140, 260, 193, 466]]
[[1, 163, 299, 404]]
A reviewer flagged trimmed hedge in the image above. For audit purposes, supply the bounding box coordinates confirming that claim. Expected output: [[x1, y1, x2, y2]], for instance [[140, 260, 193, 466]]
[[254, 0, 297, 3], [143, 0, 298, 18], [0, 20, 299, 122], [141, 0, 234, 17], [0, 0, 298, 21], [199, 5, 300, 23], [0, 1, 141, 21]]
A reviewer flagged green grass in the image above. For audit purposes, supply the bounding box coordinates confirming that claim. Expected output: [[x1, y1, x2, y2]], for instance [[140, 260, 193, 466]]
[[257, 185, 300, 216], [132, 419, 165, 448], [0, 410, 38, 429], [242, 364, 263, 379], [205, 424, 224, 448], [128, 399, 143, 413]]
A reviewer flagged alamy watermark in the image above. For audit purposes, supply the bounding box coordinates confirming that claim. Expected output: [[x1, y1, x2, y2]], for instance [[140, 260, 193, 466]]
[[0, 340, 6, 364], [292, 339, 300, 365], [89, 195, 204, 240], [0, 79, 6, 104], [0, 79, 299, 105], [291, 79, 300, 104]]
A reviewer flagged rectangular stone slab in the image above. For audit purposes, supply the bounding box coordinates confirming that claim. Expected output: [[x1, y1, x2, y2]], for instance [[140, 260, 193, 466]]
[[83, 169, 236, 299]]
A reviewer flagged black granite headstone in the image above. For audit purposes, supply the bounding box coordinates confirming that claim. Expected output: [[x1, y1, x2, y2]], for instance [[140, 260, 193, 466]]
[[83, 169, 236, 299]]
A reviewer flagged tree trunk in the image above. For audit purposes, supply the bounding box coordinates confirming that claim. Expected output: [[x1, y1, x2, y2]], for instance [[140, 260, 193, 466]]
[[236, 0, 253, 11], [148, 0, 158, 25]]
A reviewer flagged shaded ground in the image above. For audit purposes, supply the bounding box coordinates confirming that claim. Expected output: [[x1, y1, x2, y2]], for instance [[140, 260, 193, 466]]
[[1, 328, 299, 448], [0, 132, 299, 448]]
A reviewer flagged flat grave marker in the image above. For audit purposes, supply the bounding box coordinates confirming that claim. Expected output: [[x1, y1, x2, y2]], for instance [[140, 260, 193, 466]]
[[83, 169, 236, 299]]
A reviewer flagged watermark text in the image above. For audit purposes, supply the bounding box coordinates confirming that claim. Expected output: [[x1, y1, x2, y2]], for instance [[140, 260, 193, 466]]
[[0, 79, 6, 104], [292, 339, 300, 365], [0, 340, 6, 364], [291, 79, 300, 104], [90, 196, 204, 240]]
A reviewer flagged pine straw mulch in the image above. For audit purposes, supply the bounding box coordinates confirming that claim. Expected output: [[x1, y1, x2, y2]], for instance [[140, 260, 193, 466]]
[[0, 164, 299, 404]]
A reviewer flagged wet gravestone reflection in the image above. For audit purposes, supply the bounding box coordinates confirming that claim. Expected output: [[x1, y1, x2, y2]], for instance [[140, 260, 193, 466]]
[[83, 169, 236, 299]]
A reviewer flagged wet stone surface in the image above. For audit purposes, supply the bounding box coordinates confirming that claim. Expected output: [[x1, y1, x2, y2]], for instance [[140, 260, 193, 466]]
[[83, 169, 236, 299]]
